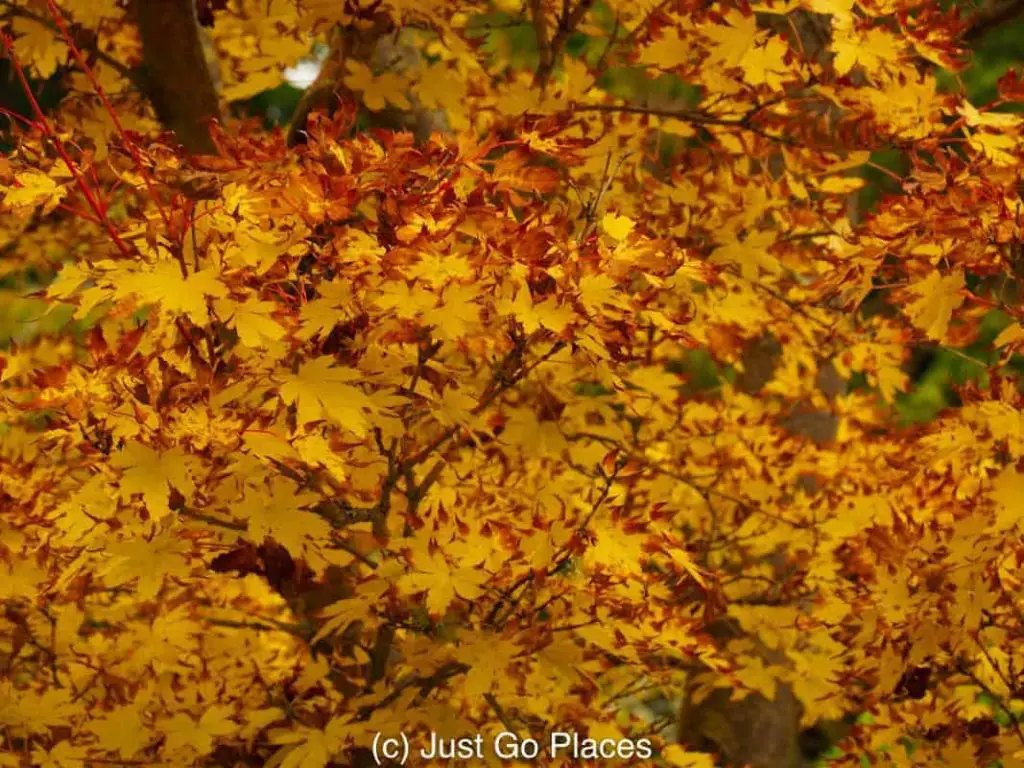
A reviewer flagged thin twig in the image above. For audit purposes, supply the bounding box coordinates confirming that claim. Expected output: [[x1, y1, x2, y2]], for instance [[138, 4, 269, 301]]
[[576, 102, 798, 145], [354, 661, 469, 721], [45, 0, 174, 259], [532, 0, 597, 87], [1, 33, 134, 259], [485, 693, 520, 733], [0, 1, 140, 85], [402, 339, 567, 471], [958, 658, 1024, 746]]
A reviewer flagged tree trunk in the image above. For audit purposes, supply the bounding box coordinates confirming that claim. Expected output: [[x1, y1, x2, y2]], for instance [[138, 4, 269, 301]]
[[133, 0, 221, 154], [287, 18, 447, 146], [677, 337, 847, 766]]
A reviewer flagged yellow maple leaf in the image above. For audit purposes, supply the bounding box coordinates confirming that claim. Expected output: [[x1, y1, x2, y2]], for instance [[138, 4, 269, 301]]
[[601, 213, 635, 240], [373, 280, 436, 320], [342, 60, 411, 111], [711, 229, 780, 279], [112, 442, 195, 518], [0, 556, 47, 601], [297, 279, 356, 340], [313, 585, 386, 645], [399, 553, 487, 616], [501, 405, 569, 458], [215, 297, 286, 348], [113, 262, 228, 325], [278, 357, 380, 435], [991, 468, 1024, 530], [875, 365, 909, 402], [4, 170, 67, 215], [103, 525, 193, 599], [437, 386, 479, 426], [638, 26, 695, 70], [831, 27, 905, 77], [89, 706, 152, 758], [940, 741, 980, 768], [268, 718, 348, 768], [68, 0, 122, 28], [294, 433, 346, 483], [663, 539, 709, 587], [819, 175, 865, 194], [242, 428, 298, 462], [459, 636, 517, 698], [238, 478, 328, 559], [11, 16, 68, 79], [904, 270, 964, 342], [629, 365, 683, 405], [498, 286, 574, 334], [586, 521, 647, 573], [223, 225, 296, 274], [413, 62, 468, 127], [0, 685, 72, 735], [423, 282, 481, 340], [46, 261, 91, 300], [740, 36, 790, 88], [994, 323, 1024, 348], [239, 707, 286, 743], [735, 654, 781, 701], [30, 740, 86, 768], [968, 129, 1019, 166], [160, 706, 238, 756], [703, 10, 758, 68]]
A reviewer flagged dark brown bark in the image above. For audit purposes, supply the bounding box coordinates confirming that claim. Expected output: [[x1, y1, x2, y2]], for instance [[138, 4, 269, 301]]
[[286, 15, 393, 147], [133, 0, 221, 154], [286, 16, 447, 147], [678, 685, 805, 767], [676, 337, 847, 767], [963, 0, 1024, 42]]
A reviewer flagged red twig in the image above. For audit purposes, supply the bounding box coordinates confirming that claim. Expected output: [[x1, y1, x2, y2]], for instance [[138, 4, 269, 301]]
[[0, 106, 34, 128], [56, 202, 102, 224], [1, 33, 134, 259], [43, 0, 179, 269]]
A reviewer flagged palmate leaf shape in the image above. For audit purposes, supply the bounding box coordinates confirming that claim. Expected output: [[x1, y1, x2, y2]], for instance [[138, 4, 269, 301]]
[[600, 212, 635, 241], [3, 170, 66, 215], [87, 706, 153, 759], [215, 297, 287, 349], [160, 706, 239, 757], [102, 525, 194, 600], [267, 717, 350, 768], [277, 357, 381, 435], [710, 229, 781, 280], [903, 269, 966, 342], [10, 15, 67, 79], [111, 442, 196, 519], [398, 550, 488, 617], [990, 467, 1024, 531], [113, 261, 228, 325], [341, 60, 411, 112], [234, 477, 330, 564]]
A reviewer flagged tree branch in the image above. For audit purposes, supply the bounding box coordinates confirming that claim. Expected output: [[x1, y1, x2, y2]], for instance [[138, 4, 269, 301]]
[[401, 338, 566, 472], [532, 0, 597, 87], [963, 0, 1024, 43], [354, 661, 469, 721], [574, 102, 798, 145], [366, 624, 396, 689], [529, 0, 552, 84]]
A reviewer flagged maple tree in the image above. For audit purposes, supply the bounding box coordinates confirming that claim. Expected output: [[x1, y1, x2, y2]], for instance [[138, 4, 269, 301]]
[[4, 0, 1024, 766]]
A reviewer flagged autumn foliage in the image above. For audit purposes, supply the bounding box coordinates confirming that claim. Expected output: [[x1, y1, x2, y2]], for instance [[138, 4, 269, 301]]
[[4, 0, 1024, 766]]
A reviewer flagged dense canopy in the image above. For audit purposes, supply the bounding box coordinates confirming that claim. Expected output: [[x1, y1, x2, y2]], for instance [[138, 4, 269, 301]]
[[3, 0, 1024, 766]]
